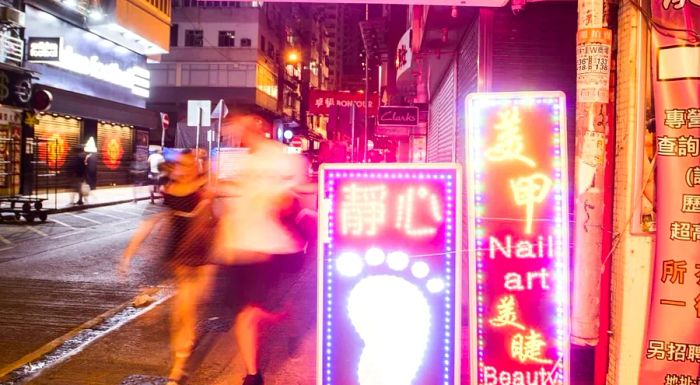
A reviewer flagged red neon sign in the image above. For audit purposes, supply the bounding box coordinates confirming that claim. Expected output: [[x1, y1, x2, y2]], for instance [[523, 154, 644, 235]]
[[466, 92, 571, 385]]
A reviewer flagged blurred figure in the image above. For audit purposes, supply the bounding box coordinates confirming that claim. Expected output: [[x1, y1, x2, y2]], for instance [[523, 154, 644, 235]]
[[84, 143, 98, 190], [213, 114, 308, 385], [130, 152, 150, 202], [149, 148, 166, 193], [67, 145, 86, 205], [120, 150, 216, 385]]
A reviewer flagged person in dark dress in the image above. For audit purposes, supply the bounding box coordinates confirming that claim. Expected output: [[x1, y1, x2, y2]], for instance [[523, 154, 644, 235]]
[[67, 146, 86, 205], [120, 150, 215, 385], [84, 150, 97, 190]]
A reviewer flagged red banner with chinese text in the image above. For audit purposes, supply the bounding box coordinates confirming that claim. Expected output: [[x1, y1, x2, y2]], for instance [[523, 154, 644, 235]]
[[309, 90, 379, 115], [641, 3, 700, 384]]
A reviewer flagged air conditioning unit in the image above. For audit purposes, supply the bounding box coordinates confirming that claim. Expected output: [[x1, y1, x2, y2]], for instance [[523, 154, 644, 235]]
[[0, 6, 25, 28]]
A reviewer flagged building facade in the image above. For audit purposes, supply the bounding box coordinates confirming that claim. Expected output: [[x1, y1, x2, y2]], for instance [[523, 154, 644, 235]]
[[147, 1, 330, 149], [20, 0, 169, 192]]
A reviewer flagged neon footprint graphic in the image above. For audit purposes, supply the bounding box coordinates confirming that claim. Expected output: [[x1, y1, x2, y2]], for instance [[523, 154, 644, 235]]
[[336, 248, 444, 385]]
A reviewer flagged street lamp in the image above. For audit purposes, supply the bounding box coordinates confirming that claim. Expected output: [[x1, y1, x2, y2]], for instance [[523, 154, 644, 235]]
[[286, 50, 301, 65]]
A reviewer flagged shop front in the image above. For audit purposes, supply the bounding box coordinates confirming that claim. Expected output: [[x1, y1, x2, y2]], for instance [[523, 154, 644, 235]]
[[23, 5, 159, 190]]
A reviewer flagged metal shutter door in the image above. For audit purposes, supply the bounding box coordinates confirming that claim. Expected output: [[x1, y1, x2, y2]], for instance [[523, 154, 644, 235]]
[[97, 123, 134, 187], [34, 115, 82, 189], [427, 64, 457, 163]]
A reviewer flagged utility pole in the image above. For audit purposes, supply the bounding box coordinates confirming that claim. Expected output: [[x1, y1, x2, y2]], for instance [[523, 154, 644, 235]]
[[363, 3, 369, 163]]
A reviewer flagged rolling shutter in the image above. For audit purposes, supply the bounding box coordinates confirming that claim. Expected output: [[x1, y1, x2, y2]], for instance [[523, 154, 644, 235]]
[[97, 122, 134, 186], [34, 114, 82, 189], [427, 63, 456, 163]]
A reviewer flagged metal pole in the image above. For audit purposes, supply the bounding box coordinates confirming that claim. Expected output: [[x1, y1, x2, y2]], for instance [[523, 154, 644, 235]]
[[216, 113, 222, 184], [160, 122, 165, 148], [195, 108, 201, 162], [350, 104, 356, 163], [363, 2, 369, 163]]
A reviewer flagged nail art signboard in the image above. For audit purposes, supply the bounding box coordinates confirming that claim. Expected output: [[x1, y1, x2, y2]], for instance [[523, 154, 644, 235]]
[[465, 92, 570, 385], [318, 163, 462, 385]]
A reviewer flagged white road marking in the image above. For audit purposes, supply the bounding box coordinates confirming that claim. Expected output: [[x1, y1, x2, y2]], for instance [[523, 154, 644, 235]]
[[24, 226, 48, 237], [0, 234, 11, 245], [0, 245, 14, 252], [104, 208, 140, 217], [89, 211, 124, 220], [50, 218, 77, 230], [51, 230, 85, 239], [68, 214, 101, 225]]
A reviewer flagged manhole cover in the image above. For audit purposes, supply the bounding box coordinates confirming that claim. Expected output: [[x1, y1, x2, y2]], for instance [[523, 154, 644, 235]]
[[120, 374, 168, 385]]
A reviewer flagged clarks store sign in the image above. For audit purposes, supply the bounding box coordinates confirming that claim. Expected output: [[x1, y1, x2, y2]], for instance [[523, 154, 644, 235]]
[[377, 106, 419, 126]]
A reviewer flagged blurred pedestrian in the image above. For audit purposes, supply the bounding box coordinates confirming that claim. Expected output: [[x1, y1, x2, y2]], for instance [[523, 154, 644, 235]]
[[120, 150, 216, 385], [84, 141, 98, 190], [67, 145, 86, 205], [212, 115, 309, 385], [130, 152, 150, 202], [149, 148, 166, 193]]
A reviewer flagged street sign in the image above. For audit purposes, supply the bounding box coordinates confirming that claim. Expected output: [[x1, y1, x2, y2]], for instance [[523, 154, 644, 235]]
[[187, 100, 211, 127], [318, 163, 462, 385], [465, 92, 570, 385], [211, 99, 229, 119], [290, 136, 303, 147], [377, 106, 419, 127]]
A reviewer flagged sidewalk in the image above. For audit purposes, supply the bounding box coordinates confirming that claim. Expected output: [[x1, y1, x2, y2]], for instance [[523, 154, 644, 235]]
[[43, 185, 157, 213]]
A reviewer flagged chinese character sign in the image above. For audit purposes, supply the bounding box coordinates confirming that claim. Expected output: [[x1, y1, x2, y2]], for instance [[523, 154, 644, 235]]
[[318, 164, 461, 385], [466, 92, 570, 385], [640, 3, 700, 384]]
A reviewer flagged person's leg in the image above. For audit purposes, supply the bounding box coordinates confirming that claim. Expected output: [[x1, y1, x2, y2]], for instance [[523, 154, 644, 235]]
[[169, 267, 198, 383]]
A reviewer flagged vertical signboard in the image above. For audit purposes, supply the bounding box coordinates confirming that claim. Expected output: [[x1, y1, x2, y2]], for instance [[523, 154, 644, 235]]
[[466, 92, 570, 385], [318, 164, 461, 385], [640, 4, 700, 384]]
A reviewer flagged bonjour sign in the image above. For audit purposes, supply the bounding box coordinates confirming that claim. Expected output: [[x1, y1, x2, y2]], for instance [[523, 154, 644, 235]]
[[377, 106, 419, 126]]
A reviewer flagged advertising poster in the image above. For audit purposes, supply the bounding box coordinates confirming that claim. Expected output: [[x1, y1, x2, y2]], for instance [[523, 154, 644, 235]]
[[318, 164, 461, 385], [465, 92, 570, 385], [576, 28, 613, 103], [640, 2, 700, 384]]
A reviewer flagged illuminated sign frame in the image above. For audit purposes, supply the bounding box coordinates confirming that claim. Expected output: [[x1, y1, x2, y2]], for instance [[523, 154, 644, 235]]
[[465, 92, 570, 385], [318, 163, 462, 385]]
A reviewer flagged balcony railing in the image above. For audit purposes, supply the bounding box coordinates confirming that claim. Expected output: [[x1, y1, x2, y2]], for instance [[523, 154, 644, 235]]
[[0, 34, 23, 66]]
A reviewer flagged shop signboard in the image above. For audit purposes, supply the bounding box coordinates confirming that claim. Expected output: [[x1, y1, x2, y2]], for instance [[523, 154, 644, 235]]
[[465, 92, 570, 385], [640, 3, 700, 384], [377, 106, 419, 127], [24, 6, 149, 108], [310, 90, 379, 115], [318, 163, 461, 385], [27, 37, 61, 62]]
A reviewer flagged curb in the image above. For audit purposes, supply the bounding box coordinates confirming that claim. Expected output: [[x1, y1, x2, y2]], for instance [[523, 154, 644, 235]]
[[48, 196, 162, 215], [0, 286, 171, 383]]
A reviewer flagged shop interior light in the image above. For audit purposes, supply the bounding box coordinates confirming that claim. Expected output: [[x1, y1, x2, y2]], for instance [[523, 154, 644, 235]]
[[62, 0, 77, 8]]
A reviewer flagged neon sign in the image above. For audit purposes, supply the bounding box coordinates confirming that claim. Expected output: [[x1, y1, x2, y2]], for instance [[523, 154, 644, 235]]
[[319, 164, 461, 385], [466, 92, 570, 385]]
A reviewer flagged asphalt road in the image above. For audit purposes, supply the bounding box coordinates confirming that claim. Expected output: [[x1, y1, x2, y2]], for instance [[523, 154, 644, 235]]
[[0, 191, 321, 385], [0, 201, 168, 380]]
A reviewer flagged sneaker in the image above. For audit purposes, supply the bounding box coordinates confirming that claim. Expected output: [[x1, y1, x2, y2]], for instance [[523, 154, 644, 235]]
[[242, 373, 263, 385]]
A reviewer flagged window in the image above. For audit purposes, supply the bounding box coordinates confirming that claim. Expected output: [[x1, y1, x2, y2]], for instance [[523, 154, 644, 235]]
[[170, 24, 179, 47], [185, 30, 203, 47], [218, 31, 236, 47], [240, 38, 252, 47]]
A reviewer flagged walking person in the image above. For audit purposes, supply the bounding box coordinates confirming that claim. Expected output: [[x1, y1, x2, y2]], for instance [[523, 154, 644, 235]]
[[67, 146, 86, 205], [212, 115, 309, 385], [120, 150, 217, 385]]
